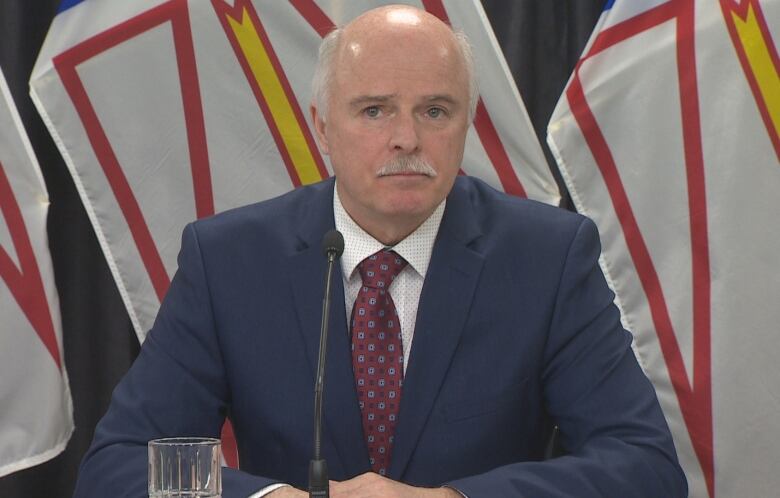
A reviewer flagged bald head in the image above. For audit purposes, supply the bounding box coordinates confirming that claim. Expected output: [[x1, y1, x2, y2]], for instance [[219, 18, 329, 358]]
[[311, 5, 477, 121]]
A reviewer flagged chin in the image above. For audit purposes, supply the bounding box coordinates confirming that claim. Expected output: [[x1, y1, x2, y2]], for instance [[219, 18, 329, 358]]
[[378, 198, 435, 220]]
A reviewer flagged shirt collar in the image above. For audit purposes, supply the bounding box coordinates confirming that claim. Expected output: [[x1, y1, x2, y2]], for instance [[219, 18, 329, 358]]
[[333, 182, 445, 281]]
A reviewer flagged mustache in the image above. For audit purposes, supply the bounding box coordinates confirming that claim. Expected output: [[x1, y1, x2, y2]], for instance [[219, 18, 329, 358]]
[[377, 156, 438, 177]]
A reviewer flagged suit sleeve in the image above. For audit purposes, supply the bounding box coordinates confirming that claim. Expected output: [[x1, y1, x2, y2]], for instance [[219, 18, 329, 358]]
[[72, 224, 282, 498], [447, 217, 688, 497]]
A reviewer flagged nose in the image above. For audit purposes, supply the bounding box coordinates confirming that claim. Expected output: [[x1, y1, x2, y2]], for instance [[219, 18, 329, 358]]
[[388, 112, 420, 153]]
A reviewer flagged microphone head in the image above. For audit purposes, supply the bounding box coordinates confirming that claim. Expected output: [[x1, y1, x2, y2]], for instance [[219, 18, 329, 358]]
[[321, 229, 344, 259]]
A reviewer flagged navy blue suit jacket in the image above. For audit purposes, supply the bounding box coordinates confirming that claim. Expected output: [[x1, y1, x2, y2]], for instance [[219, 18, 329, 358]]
[[74, 177, 686, 497]]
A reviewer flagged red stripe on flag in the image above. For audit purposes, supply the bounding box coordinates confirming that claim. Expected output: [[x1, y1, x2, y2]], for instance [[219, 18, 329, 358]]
[[171, 2, 214, 219], [473, 99, 528, 197], [586, 1, 678, 58], [676, 5, 714, 495], [220, 418, 239, 468], [568, 1, 714, 494], [0, 161, 62, 370], [289, 0, 336, 37], [420, 0, 449, 25]]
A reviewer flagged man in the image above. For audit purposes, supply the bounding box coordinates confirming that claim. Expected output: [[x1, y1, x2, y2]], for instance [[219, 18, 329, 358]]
[[73, 5, 687, 498]]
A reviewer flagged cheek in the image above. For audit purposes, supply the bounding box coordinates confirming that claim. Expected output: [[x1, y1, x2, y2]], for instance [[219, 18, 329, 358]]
[[339, 136, 386, 169], [428, 132, 466, 167], [329, 144, 374, 183]]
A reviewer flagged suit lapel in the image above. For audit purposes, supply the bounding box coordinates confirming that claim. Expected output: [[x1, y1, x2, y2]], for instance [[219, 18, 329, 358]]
[[288, 179, 370, 477], [389, 182, 484, 479]]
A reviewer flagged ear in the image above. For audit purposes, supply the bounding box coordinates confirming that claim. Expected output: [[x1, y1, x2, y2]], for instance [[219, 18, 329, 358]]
[[310, 103, 330, 155]]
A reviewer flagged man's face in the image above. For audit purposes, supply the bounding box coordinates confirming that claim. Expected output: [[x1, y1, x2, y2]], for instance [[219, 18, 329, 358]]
[[312, 11, 471, 242]]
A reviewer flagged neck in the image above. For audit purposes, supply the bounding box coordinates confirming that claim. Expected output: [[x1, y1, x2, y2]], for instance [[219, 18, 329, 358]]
[[354, 214, 426, 246]]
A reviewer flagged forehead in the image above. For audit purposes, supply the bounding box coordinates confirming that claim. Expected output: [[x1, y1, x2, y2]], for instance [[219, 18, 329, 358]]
[[331, 24, 469, 101]]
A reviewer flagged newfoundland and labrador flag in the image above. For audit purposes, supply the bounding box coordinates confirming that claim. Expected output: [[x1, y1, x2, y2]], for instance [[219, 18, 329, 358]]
[[30, 0, 558, 345], [0, 66, 74, 477], [548, 0, 780, 497]]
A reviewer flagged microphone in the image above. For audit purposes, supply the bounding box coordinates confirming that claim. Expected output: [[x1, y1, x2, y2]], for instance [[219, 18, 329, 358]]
[[309, 229, 344, 498], [321, 230, 345, 261]]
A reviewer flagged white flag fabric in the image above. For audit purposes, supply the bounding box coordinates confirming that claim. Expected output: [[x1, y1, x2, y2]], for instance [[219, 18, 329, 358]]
[[548, 1, 780, 497], [30, 0, 558, 344], [0, 66, 74, 477]]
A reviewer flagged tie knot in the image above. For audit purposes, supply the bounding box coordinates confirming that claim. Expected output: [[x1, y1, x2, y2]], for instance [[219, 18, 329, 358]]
[[358, 250, 408, 289]]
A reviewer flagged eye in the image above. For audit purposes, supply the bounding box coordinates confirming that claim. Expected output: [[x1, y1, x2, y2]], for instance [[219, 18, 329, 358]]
[[426, 106, 447, 119], [363, 106, 382, 118]]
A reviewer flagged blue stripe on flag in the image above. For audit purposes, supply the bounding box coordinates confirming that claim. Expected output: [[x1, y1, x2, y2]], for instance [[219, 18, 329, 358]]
[[57, 0, 85, 14], [603, 0, 616, 10]]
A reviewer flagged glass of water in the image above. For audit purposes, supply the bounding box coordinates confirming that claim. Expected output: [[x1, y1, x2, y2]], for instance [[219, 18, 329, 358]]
[[148, 437, 222, 497]]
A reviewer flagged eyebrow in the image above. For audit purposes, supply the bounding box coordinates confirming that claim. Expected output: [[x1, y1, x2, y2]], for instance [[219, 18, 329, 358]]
[[348, 95, 395, 108], [423, 94, 459, 107], [348, 94, 460, 108]]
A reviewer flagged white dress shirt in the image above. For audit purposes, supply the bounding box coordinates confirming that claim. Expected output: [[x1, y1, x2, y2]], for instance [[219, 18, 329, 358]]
[[249, 185, 445, 497]]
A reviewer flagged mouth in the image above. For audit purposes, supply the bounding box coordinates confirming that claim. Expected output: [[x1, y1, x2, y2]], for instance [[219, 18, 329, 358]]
[[378, 171, 430, 177]]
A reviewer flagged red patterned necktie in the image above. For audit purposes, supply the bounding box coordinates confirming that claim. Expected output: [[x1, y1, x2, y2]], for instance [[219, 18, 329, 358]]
[[351, 249, 408, 475]]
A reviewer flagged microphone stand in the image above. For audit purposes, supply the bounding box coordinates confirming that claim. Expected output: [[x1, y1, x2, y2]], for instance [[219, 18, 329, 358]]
[[309, 230, 343, 498]]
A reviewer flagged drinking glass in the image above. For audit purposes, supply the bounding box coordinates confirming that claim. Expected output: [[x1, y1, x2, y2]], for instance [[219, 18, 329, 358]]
[[148, 437, 222, 497]]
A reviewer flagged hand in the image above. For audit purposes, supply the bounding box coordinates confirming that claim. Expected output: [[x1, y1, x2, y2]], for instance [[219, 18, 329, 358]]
[[330, 472, 461, 498], [267, 485, 308, 497]]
